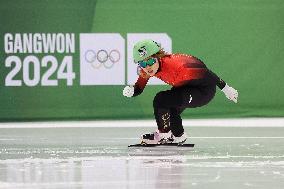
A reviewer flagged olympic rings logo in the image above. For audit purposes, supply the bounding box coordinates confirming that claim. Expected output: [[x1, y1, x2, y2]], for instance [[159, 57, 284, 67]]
[[84, 49, 121, 69]]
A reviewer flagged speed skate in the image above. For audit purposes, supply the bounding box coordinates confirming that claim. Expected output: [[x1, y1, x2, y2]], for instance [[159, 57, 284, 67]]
[[129, 131, 194, 148], [128, 143, 195, 148]]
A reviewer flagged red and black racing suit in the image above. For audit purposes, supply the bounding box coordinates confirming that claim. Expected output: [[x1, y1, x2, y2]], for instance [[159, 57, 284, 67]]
[[133, 54, 226, 137]]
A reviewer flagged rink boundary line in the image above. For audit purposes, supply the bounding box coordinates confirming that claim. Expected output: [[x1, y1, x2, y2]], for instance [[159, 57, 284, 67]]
[[77, 136, 284, 140], [0, 118, 284, 128]]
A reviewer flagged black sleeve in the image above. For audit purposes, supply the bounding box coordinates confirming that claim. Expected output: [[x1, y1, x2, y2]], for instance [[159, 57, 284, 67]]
[[132, 75, 149, 97], [133, 86, 143, 97], [207, 69, 226, 90]]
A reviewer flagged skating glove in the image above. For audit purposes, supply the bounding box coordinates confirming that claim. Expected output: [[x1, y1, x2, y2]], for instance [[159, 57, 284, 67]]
[[221, 84, 238, 103], [123, 86, 134, 98]]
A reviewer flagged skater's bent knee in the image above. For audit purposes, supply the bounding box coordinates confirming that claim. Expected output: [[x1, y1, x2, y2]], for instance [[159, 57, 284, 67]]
[[153, 91, 166, 108]]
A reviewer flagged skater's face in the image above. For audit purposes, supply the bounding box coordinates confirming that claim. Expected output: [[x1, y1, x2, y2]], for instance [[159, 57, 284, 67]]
[[138, 57, 159, 76]]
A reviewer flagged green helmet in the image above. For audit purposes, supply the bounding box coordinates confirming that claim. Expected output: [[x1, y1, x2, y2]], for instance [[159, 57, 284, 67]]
[[133, 39, 161, 62]]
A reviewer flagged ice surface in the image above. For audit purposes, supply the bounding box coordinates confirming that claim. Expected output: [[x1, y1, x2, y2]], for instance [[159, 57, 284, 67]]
[[0, 126, 284, 189]]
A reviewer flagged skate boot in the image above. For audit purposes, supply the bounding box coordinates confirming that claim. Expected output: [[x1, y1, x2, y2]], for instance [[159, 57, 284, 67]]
[[173, 132, 187, 144], [141, 130, 174, 145]]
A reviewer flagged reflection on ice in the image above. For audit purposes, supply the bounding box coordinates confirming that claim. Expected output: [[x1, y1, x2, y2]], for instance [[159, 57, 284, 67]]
[[128, 145, 194, 157], [0, 155, 188, 189], [1, 153, 284, 189]]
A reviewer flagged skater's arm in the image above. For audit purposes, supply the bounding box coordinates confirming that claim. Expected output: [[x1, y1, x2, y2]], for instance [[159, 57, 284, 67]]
[[123, 71, 149, 98], [133, 74, 149, 97], [207, 69, 239, 103], [206, 69, 226, 90]]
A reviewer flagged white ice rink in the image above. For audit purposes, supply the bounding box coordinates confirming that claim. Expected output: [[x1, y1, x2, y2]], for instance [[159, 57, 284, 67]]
[[0, 119, 284, 189]]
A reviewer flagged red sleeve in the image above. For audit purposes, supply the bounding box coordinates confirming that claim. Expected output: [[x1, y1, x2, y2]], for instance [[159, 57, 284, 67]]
[[133, 72, 149, 97]]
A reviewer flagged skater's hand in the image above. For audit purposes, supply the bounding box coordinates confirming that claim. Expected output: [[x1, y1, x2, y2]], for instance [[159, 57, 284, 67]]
[[221, 84, 238, 103], [123, 86, 134, 98]]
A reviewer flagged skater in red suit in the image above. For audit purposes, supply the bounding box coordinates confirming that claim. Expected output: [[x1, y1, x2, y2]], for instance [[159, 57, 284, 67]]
[[123, 39, 238, 144]]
